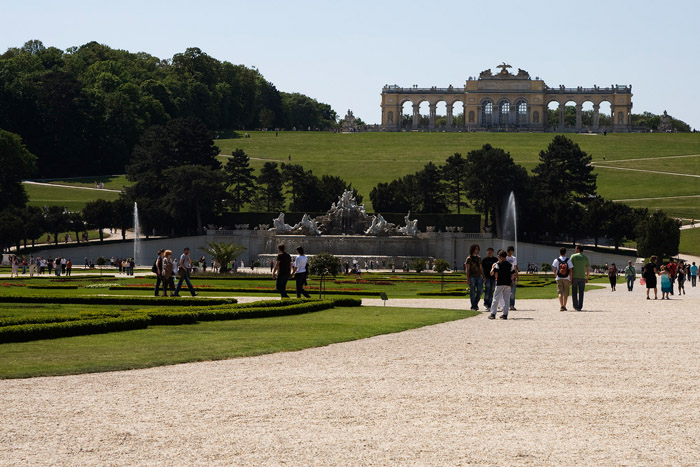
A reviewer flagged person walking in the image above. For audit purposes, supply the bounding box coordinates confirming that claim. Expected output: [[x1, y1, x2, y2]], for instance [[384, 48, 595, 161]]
[[292, 246, 311, 298], [153, 249, 164, 297], [660, 266, 672, 299], [66, 259, 72, 276], [161, 250, 175, 297], [488, 250, 514, 320], [174, 247, 198, 297], [644, 255, 661, 300], [570, 245, 590, 311], [506, 246, 519, 310], [608, 263, 618, 291], [624, 260, 636, 291], [553, 247, 574, 311], [481, 247, 498, 311], [272, 243, 292, 298], [464, 244, 484, 311], [11, 256, 19, 277], [677, 261, 686, 295], [666, 259, 678, 295], [690, 262, 698, 287], [29, 256, 36, 277]]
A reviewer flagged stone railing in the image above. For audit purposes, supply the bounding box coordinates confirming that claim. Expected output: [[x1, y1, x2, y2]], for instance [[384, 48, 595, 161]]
[[545, 85, 631, 94], [383, 86, 464, 94]]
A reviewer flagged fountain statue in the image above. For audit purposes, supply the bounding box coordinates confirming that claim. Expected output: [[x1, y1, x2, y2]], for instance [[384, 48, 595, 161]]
[[291, 214, 321, 236], [270, 213, 293, 233], [364, 213, 395, 235], [398, 212, 419, 237], [269, 190, 419, 237]]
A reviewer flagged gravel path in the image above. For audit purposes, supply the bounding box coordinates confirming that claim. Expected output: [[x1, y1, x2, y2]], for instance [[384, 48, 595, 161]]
[[2, 285, 700, 465]]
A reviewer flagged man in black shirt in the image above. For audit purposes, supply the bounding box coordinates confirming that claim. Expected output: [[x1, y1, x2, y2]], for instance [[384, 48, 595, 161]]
[[272, 243, 292, 298], [481, 247, 498, 311], [488, 250, 515, 320]]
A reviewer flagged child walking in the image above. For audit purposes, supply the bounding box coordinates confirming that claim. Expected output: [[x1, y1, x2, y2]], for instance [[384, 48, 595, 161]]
[[660, 265, 672, 299]]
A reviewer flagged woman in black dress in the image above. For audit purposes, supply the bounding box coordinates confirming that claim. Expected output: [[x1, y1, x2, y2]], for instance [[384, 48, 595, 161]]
[[644, 255, 660, 300]]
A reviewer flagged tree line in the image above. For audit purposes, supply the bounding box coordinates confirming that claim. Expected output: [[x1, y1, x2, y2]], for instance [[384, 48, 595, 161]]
[[0, 122, 680, 260], [0, 40, 338, 178], [369, 135, 680, 258]]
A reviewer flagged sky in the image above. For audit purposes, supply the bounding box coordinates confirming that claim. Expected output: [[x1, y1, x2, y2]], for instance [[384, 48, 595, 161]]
[[4, 0, 700, 129]]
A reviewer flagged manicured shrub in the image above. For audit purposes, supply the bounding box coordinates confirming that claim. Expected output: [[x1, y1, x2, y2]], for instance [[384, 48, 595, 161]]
[[0, 315, 151, 343], [0, 296, 237, 306], [26, 285, 79, 290]]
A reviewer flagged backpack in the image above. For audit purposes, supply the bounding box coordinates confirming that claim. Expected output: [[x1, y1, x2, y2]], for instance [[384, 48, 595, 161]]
[[556, 257, 570, 278], [151, 258, 158, 273]]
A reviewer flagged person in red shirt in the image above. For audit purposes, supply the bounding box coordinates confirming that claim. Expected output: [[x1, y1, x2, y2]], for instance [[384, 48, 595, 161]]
[[666, 260, 678, 296]]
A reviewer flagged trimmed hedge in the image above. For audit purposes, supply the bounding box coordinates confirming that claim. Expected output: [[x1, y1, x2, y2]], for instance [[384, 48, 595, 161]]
[[0, 295, 237, 306], [0, 315, 151, 343], [108, 285, 382, 296], [26, 285, 79, 290], [0, 298, 363, 342]]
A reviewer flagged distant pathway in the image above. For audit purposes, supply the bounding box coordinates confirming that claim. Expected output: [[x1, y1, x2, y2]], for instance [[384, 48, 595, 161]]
[[22, 181, 122, 193], [592, 153, 700, 165], [592, 164, 700, 178]]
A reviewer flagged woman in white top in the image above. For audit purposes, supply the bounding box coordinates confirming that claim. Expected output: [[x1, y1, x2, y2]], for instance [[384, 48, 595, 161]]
[[292, 246, 311, 298]]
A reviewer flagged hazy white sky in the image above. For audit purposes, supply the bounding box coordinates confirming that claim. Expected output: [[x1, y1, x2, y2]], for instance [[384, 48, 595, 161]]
[[4, 0, 699, 128]]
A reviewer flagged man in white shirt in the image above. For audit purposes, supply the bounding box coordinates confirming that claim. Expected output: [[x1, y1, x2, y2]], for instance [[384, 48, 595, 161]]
[[292, 246, 311, 298], [174, 247, 198, 297], [552, 247, 574, 311]]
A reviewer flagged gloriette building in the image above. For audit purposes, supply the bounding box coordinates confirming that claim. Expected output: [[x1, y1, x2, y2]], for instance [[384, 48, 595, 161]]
[[380, 63, 632, 132]]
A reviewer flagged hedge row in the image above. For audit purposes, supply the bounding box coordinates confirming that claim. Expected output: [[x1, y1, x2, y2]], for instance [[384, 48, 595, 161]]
[[0, 315, 151, 343], [26, 285, 80, 290], [108, 286, 381, 296], [0, 298, 363, 343], [0, 295, 237, 306]]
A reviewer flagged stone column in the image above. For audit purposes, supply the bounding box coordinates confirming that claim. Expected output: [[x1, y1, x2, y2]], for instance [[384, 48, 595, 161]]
[[412, 103, 419, 129], [592, 103, 600, 131], [446, 103, 454, 129], [575, 103, 583, 131], [428, 103, 436, 130], [558, 102, 565, 130]]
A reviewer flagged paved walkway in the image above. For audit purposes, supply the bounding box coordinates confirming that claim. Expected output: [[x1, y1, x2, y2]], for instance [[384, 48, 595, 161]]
[[1, 286, 700, 465]]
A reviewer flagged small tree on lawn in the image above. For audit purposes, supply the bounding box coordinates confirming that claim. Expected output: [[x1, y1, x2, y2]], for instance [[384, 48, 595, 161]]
[[309, 252, 341, 299], [198, 241, 246, 273], [434, 258, 450, 292], [412, 258, 427, 273], [96, 256, 107, 276]]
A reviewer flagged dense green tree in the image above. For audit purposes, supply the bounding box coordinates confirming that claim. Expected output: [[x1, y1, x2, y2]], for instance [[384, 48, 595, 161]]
[[0, 207, 25, 251], [463, 144, 529, 229], [635, 210, 680, 259], [161, 165, 228, 234], [43, 205, 71, 245], [0, 40, 338, 178], [415, 162, 448, 213], [0, 129, 36, 208], [253, 162, 285, 212], [82, 199, 113, 241], [530, 136, 596, 236], [224, 149, 256, 211], [441, 153, 468, 213]]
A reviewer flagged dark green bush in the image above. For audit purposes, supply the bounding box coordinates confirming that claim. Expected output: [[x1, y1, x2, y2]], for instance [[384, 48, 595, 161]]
[[27, 285, 79, 290], [0, 315, 151, 343], [0, 296, 237, 306]]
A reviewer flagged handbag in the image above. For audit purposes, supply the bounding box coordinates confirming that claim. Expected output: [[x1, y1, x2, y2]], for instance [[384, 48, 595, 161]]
[[640, 277, 646, 286]]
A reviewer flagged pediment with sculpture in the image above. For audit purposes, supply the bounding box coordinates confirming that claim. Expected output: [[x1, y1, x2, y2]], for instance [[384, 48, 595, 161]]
[[479, 63, 531, 80]]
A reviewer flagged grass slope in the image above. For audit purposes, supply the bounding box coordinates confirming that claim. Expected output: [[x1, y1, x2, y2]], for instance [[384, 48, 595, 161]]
[[24, 183, 120, 211]]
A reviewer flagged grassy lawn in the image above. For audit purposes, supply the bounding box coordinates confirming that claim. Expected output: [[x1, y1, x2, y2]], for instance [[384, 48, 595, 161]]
[[24, 182, 121, 211], [680, 227, 700, 256], [0, 306, 477, 378]]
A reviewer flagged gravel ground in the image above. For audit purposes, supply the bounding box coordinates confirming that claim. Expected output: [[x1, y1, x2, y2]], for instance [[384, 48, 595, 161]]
[[1, 284, 700, 466]]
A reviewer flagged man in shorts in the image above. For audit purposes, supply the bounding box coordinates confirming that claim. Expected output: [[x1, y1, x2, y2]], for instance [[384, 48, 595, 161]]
[[552, 247, 574, 311]]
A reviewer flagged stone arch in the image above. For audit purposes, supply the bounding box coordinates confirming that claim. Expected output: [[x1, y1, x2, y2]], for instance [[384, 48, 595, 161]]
[[480, 98, 494, 126], [497, 98, 512, 126], [514, 98, 529, 126]]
